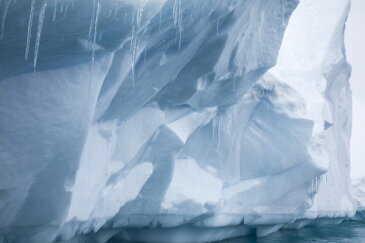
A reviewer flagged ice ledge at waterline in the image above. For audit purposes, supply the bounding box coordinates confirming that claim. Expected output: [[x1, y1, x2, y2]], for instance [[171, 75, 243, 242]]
[[0, 0, 357, 242]]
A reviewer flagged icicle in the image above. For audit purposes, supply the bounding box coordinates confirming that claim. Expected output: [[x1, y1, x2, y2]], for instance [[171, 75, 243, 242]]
[[216, 17, 220, 36], [233, 74, 237, 91], [172, 0, 183, 49], [0, 0, 11, 40], [108, 8, 112, 20], [135, 0, 143, 29], [91, 3, 100, 66], [64, 1, 68, 17], [130, 25, 137, 86], [88, 0, 96, 39], [33, 2, 47, 70], [113, 6, 118, 22], [212, 117, 222, 150], [212, 118, 216, 139], [158, 9, 162, 30], [212, 118, 216, 143], [53, 0, 57, 22], [217, 118, 222, 150], [25, 0, 35, 61], [90, 2, 100, 90], [130, 1, 144, 87]]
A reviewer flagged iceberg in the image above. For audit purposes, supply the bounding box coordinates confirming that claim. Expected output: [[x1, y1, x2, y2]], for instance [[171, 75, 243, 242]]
[[0, 0, 358, 242]]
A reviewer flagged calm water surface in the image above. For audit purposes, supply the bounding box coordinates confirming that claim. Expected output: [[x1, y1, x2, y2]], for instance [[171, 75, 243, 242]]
[[222, 221, 365, 243], [109, 220, 365, 243]]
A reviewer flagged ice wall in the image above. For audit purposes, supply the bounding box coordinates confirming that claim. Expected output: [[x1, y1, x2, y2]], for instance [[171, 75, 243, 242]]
[[269, 0, 355, 220], [0, 0, 356, 242], [353, 178, 365, 219]]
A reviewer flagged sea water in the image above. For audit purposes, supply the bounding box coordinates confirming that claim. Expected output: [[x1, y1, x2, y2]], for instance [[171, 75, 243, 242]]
[[219, 221, 365, 243]]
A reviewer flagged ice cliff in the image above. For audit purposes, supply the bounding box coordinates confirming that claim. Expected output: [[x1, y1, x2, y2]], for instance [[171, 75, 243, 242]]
[[0, 0, 357, 242], [353, 178, 365, 219]]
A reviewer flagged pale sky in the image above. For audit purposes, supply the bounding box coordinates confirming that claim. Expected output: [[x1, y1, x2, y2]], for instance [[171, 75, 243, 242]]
[[345, 0, 365, 179]]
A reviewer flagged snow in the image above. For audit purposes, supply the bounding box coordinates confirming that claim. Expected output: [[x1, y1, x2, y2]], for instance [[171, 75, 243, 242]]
[[0, 0, 359, 242]]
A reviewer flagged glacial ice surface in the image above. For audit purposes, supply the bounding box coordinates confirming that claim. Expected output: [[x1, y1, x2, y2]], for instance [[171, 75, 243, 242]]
[[0, 0, 358, 242], [353, 178, 365, 220]]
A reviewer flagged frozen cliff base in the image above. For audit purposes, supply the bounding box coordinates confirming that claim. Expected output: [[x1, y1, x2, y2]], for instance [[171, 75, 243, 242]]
[[353, 178, 365, 220], [0, 0, 358, 242]]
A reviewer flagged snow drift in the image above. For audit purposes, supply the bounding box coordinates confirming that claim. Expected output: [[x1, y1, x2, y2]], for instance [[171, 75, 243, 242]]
[[0, 0, 357, 242]]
